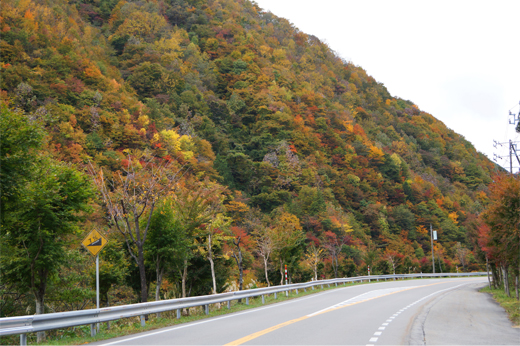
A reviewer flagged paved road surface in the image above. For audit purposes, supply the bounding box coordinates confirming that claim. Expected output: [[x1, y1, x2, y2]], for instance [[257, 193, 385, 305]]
[[91, 278, 519, 345]]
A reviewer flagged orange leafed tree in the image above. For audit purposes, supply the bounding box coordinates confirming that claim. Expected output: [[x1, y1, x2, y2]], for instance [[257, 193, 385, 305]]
[[481, 172, 520, 298]]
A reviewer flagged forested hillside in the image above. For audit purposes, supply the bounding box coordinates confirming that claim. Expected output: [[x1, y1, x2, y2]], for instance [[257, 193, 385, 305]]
[[1, 0, 500, 322]]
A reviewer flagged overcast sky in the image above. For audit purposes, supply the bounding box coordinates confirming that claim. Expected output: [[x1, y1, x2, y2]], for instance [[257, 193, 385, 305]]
[[253, 0, 520, 172]]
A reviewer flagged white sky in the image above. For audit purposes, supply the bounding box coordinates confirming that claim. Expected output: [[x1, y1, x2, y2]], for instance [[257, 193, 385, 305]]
[[253, 0, 520, 171]]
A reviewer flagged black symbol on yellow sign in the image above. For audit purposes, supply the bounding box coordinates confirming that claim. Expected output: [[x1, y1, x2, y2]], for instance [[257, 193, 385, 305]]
[[81, 230, 108, 256]]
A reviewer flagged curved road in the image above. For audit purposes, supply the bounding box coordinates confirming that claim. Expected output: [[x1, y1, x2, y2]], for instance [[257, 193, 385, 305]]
[[92, 278, 519, 345]]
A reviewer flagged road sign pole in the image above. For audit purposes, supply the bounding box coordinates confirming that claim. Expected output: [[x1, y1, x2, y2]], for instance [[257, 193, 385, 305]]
[[96, 254, 100, 332]]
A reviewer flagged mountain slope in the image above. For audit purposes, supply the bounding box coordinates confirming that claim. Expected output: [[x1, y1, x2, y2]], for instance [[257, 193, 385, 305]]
[[0, 0, 496, 281]]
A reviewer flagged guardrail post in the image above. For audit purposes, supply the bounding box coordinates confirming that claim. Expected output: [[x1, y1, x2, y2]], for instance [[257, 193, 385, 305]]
[[20, 334, 27, 346], [335, 283, 337, 287], [246, 297, 249, 305], [262, 295, 265, 304], [274, 292, 277, 299], [311, 285, 314, 290], [205, 304, 209, 315], [91, 323, 96, 337], [177, 308, 181, 318], [140, 315, 146, 327], [285, 290, 288, 297], [321, 284, 323, 289], [304, 287, 306, 292], [227, 300, 231, 309]]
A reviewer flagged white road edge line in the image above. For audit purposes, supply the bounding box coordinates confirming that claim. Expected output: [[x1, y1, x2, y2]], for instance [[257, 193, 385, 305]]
[[97, 282, 369, 346]]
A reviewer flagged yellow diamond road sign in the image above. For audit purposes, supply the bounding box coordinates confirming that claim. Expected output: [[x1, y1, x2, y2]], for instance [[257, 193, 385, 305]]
[[81, 230, 108, 256]]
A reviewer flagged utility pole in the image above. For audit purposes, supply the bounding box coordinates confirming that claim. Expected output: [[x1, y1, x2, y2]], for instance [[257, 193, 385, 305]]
[[494, 101, 520, 174], [430, 223, 435, 274], [493, 139, 520, 174]]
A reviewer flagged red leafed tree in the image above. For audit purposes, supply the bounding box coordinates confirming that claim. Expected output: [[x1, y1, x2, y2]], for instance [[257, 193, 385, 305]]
[[481, 172, 519, 298], [321, 231, 350, 278]]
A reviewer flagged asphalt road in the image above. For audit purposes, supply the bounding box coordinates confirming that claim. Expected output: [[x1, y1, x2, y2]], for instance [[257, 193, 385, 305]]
[[92, 278, 519, 345]]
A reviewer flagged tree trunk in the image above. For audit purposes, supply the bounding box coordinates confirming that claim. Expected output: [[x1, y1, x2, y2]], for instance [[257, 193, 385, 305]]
[[486, 257, 491, 289], [236, 249, 243, 291], [279, 259, 284, 285], [181, 258, 189, 315], [334, 255, 339, 278], [503, 266, 510, 297], [155, 263, 164, 318], [232, 239, 243, 303], [515, 275, 519, 300], [491, 264, 499, 289], [32, 267, 47, 343], [35, 294, 45, 342], [137, 246, 148, 303], [263, 256, 270, 287], [182, 258, 188, 298], [208, 234, 217, 295]]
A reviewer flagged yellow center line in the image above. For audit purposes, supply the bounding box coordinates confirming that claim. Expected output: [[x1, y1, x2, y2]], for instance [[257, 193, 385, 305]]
[[224, 280, 471, 346]]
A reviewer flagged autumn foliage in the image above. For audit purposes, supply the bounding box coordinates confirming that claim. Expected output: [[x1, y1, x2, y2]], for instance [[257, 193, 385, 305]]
[[0, 0, 501, 324]]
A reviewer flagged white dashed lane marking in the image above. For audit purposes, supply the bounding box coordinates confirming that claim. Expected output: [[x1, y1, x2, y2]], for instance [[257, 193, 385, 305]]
[[365, 283, 468, 345]]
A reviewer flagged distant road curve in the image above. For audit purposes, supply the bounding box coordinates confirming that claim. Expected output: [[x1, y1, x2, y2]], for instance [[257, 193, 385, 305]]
[[90, 278, 519, 345]]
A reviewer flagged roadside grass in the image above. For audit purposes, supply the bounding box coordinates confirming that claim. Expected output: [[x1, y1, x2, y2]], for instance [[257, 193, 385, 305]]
[[480, 286, 520, 327], [1, 281, 359, 346]]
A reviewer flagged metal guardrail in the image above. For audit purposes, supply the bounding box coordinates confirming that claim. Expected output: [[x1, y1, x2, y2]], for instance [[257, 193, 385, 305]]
[[0, 272, 487, 344]]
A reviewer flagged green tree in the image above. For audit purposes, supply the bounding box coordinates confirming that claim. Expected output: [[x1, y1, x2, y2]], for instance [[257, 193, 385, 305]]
[[0, 105, 44, 219], [145, 199, 187, 304], [1, 158, 92, 341]]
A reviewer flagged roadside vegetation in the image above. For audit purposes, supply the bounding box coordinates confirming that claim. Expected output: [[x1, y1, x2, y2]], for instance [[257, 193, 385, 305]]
[[481, 285, 520, 327]]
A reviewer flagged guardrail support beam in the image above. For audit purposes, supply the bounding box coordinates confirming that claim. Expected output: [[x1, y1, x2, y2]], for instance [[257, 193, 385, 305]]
[[245, 297, 249, 305], [227, 300, 230, 309], [274, 292, 277, 299], [204, 305, 209, 315], [140, 315, 145, 327], [262, 295, 265, 304], [90, 323, 96, 337], [20, 333, 27, 346]]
